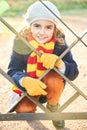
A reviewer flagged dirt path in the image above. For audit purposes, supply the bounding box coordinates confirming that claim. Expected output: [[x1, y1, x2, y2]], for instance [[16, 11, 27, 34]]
[[0, 15, 87, 130]]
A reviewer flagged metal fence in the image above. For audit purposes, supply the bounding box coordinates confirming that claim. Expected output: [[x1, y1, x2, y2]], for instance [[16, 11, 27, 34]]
[[0, 0, 87, 122]]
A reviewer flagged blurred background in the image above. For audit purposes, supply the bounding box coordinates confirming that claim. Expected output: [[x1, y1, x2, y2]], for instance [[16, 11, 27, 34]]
[[0, 0, 87, 17]]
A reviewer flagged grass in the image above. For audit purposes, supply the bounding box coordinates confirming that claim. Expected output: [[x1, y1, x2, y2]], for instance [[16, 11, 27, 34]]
[[51, 0, 87, 15], [1, 0, 87, 17]]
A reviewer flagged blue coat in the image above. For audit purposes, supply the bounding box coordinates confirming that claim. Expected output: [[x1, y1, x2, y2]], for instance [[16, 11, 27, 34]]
[[7, 35, 79, 91]]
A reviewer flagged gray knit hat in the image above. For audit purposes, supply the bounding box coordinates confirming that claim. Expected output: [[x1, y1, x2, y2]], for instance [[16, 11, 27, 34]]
[[25, 1, 60, 25]]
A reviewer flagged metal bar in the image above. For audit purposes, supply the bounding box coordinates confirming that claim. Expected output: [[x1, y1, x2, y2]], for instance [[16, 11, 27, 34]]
[[7, 93, 50, 113], [34, 30, 87, 82], [39, 0, 87, 47], [0, 16, 86, 67], [0, 68, 50, 113], [0, 112, 87, 121], [0, 17, 41, 56], [38, 30, 87, 80], [58, 92, 80, 112], [0, 17, 87, 108], [1, 65, 86, 113], [0, 17, 87, 112], [54, 67, 87, 100], [0, 16, 86, 82], [0, 1, 86, 122], [0, 68, 16, 85], [7, 94, 26, 113], [59, 30, 87, 59]]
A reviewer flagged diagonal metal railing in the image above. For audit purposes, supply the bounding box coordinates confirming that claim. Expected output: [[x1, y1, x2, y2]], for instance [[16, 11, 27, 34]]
[[39, 0, 87, 47], [0, 17, 87, 120], [0, 0, 87, 121]]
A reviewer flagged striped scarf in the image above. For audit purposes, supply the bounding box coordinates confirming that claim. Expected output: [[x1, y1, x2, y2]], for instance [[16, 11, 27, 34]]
[[12, 33, 56, 94], [27, 34, 56, 78]]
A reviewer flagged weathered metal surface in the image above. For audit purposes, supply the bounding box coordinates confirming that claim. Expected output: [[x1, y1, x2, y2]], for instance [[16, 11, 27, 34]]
[[0, 112, 87, 121]]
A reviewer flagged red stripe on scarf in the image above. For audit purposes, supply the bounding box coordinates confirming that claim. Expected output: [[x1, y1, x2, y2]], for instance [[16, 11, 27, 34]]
[[13, 90, 22, 94], [12, 34, 56, 94], [27, 71, 37, 78], [27, 34, 56, 78], [27, 55, 37, 64], [37, 46, 53, 53], [37, 62, 46, 70]]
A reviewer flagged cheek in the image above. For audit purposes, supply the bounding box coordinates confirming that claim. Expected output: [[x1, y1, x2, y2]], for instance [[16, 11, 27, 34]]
[[31, 29, 37, 37], [30, 27, 34, 34], [31, 28, 40, 37], [47, 30, 54, 37]]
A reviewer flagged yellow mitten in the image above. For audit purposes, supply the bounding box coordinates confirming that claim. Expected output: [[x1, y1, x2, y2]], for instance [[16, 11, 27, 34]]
[[22, 77, 47, 96], [41, 53, 63, 69], [55, 58, 63, 67]]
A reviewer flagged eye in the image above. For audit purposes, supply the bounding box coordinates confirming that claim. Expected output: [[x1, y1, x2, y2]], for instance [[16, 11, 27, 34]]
[[46, 25, 53, 29], [33, 24, 40, 28]]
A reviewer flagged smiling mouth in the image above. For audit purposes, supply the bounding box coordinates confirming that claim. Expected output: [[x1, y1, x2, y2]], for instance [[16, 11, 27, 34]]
[[38, 36, 47, 40]]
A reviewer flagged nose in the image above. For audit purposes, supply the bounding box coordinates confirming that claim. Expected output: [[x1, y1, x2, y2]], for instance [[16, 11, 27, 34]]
[[39, 28, 45, 35]]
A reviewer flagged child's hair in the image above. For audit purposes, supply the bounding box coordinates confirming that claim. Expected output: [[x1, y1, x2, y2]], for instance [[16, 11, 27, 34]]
[[55, 27, 65, 45]]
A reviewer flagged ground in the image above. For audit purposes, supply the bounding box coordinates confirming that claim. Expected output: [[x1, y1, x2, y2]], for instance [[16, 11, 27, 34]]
[[0, 15, 87, 130]]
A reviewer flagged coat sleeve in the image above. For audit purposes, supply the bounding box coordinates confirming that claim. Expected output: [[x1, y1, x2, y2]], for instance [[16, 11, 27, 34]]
[[63, 50, 79, 80], [7, 36, 32, 90], [7, 51, 29, 90], [54, 43, 79, 81]]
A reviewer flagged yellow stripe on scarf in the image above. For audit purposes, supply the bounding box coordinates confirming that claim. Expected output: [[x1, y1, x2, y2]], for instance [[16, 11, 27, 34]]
[[27, 35, 56, 78], [36, 69, 46, 77], [12, 35, 56, 94], [30, 40, 39, 49], [41, 42, 55, 50], [27, 64, 36, 72]]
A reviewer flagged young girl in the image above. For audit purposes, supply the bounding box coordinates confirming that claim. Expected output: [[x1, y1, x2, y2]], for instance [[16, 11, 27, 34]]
[[7, 1, 79, 129]]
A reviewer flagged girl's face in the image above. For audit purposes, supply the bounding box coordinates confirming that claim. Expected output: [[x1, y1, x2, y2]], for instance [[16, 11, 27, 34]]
[[30, 20, 55, 44]]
